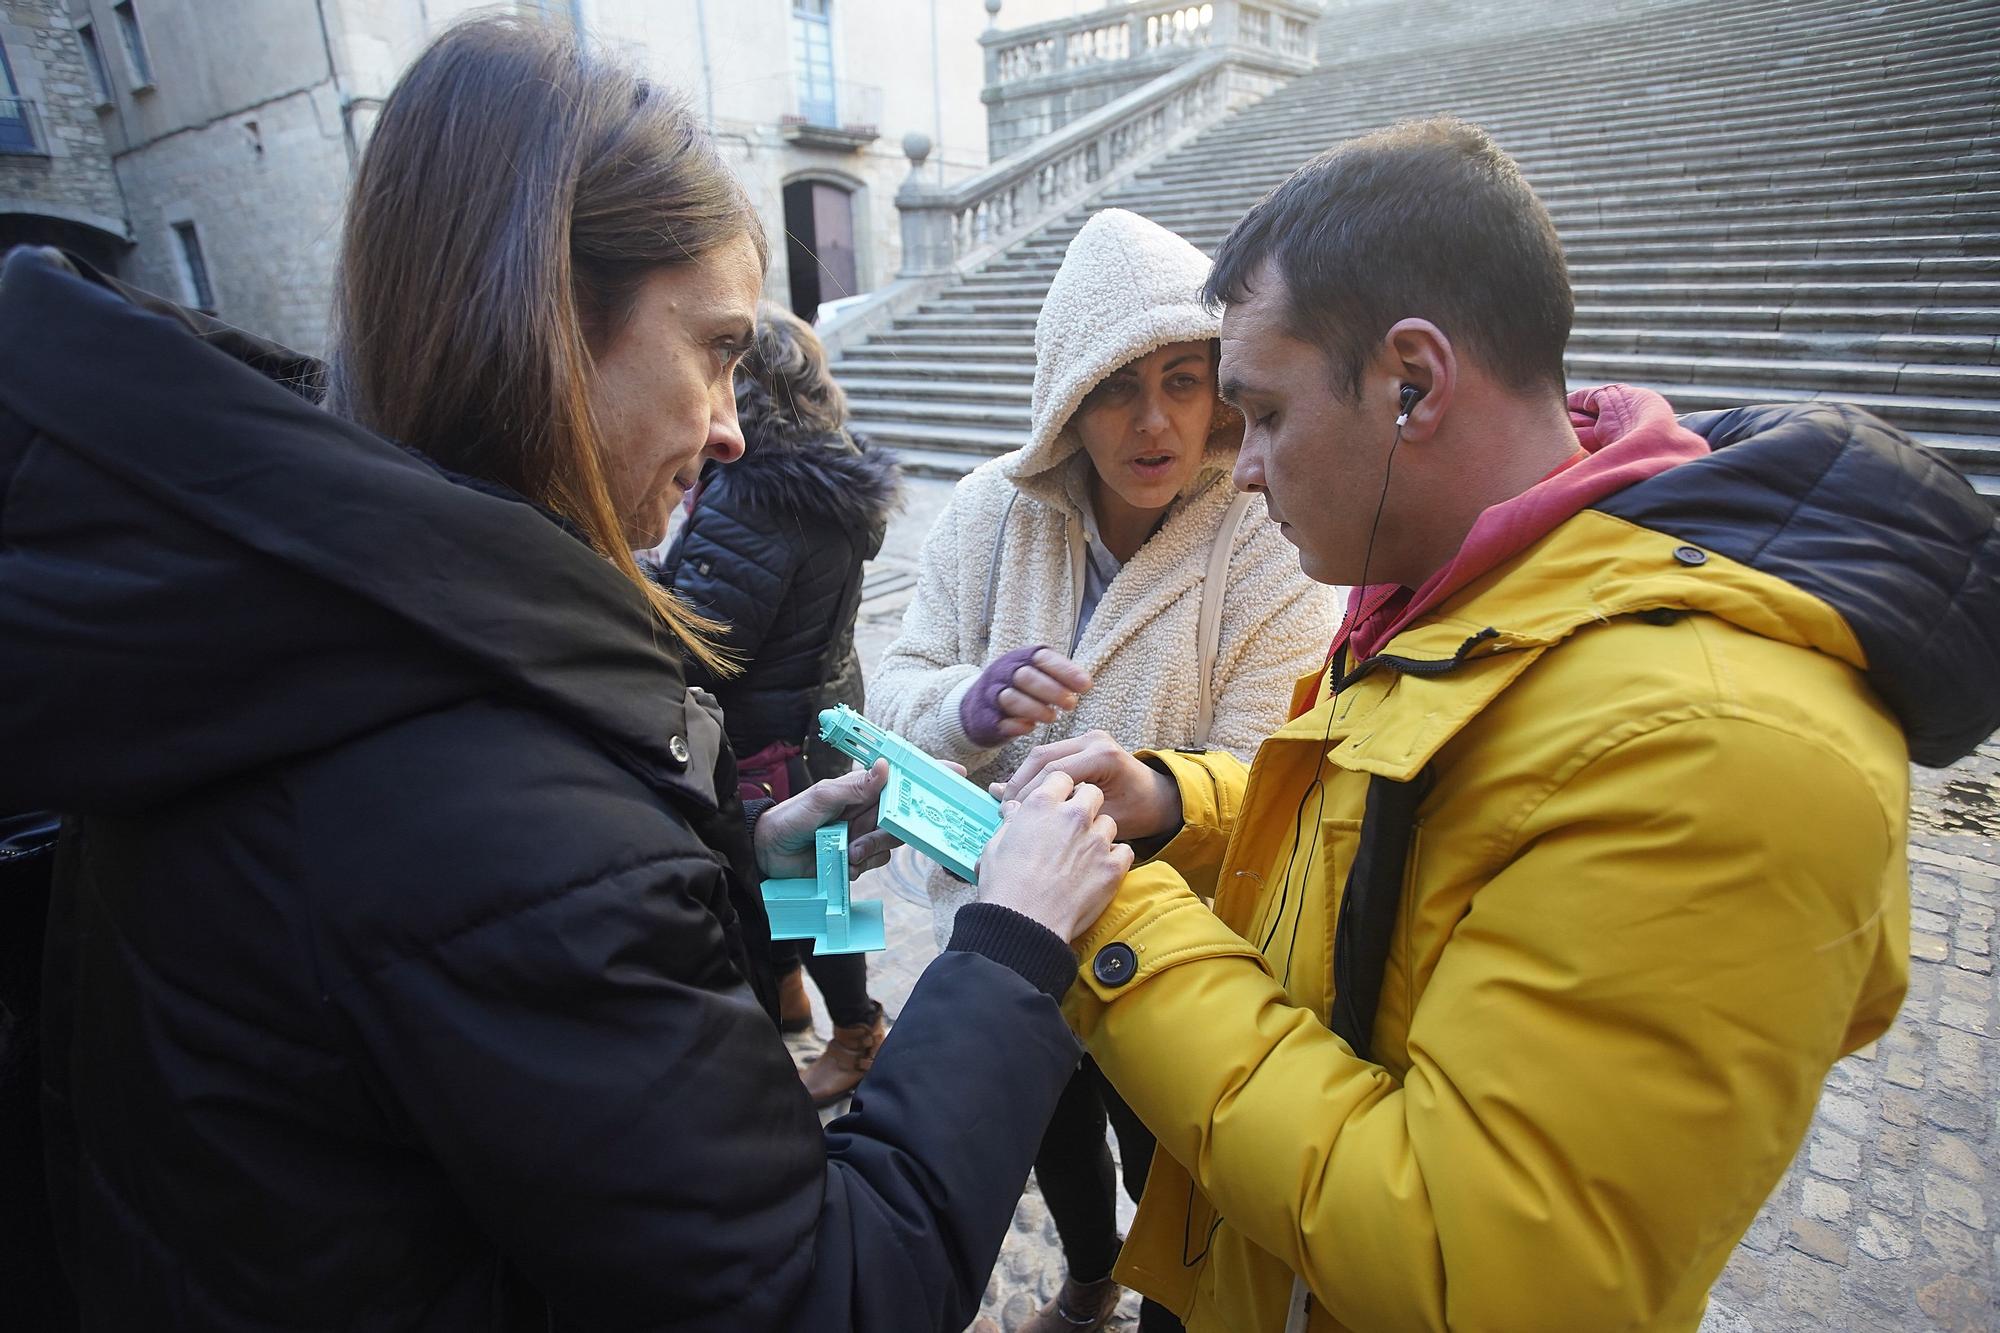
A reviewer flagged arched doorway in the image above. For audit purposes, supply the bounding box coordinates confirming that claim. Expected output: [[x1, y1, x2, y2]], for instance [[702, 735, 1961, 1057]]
[[781, 177, 857, 322], [0, 207, 129, 274]]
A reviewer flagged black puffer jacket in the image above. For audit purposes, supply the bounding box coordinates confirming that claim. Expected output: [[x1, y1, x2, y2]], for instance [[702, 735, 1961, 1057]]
[[660, 419, 899, 782], [0, 248, 1080, 1332]]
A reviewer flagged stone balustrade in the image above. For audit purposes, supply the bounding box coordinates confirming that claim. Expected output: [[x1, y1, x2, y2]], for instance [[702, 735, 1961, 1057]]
[[891, 1, 1319, 281], [980, 0, 1320, 158]]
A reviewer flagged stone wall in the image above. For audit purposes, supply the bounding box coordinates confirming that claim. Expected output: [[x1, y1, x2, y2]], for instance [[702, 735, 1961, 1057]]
[[110, 80, 348, 353], [0, 0, 127, 247]]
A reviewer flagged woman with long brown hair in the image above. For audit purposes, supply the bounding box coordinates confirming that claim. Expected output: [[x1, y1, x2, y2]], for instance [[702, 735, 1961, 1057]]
[[0, 17, 1126, 1330]]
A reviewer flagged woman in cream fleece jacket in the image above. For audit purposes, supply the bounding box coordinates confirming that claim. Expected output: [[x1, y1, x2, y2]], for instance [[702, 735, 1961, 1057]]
[[870, 208, 1338, 1333]]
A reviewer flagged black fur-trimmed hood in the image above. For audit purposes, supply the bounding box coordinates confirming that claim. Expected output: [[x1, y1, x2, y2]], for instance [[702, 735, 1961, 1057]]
[[707, 425, 902, 535]]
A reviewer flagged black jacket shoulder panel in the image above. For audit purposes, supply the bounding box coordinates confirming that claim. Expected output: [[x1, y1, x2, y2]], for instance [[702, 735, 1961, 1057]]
[[1598, 402, 2000, 767]]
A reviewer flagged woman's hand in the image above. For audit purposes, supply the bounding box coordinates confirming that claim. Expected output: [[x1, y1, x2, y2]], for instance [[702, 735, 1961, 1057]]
[[976, 771, 1134, 943], [754, 760, 899, 880], [961, 646, 1095, 746], [996, 730, 1183, 845]]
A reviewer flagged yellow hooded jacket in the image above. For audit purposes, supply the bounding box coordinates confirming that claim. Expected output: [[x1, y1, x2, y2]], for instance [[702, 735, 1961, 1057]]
[[1064, 402, 1999, 1331]]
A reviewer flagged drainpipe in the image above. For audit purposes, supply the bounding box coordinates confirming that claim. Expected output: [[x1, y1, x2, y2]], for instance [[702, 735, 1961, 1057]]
[[929, 0, 945, 186], [693, 0, 716, 128], [312, 0, 353, 166]]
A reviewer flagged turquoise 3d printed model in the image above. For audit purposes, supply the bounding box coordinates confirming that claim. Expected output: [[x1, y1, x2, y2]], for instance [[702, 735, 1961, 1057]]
[[760, 823, 886, 955], [756, 707, 1004, 955], [816, 705, 1002, 884]]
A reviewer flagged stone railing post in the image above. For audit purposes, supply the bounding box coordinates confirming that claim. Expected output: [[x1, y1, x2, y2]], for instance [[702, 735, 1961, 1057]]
[[895, 134, 960, 278]]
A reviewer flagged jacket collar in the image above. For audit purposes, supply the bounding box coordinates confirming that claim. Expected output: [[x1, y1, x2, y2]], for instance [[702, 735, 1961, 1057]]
[[1282, 506, 1871, 780]]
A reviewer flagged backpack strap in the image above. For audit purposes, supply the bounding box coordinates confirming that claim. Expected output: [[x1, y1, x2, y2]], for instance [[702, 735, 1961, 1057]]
[[1192, 491, 1254, 747], [1329, 766, 1434, 1061]]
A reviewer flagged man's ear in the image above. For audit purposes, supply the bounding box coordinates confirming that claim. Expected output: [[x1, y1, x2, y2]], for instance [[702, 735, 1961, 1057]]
[[1383, 318, 1454, 439]]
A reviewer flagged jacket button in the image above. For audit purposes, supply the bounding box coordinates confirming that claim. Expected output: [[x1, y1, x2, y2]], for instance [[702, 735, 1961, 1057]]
[[1672, 544, 1708, 566], [1092, 942, 1138, 987], [668, 735, 690, 765]]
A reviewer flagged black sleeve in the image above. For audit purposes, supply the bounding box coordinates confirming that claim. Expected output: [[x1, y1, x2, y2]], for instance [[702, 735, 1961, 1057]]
[[328, 847, 1080, 1333]]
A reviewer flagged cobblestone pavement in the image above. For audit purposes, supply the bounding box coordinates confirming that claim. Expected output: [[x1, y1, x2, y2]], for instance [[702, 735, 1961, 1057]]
[[781, 478, 1999, 1332]]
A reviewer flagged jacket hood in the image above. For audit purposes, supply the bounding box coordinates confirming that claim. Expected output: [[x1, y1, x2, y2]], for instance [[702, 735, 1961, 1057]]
[[710, 415, 901, 539], [0, 247, 716, 814], [1008, 209, 1240, 499], [1331, 392, 1998, 771], [1599, 401, 2000, 768]]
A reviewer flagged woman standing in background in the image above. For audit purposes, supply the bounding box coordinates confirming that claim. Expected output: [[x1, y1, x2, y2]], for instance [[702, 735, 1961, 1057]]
[[659, 303, 902, 1107]]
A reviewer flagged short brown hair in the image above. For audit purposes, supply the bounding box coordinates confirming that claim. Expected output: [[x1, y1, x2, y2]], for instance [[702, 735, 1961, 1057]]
[[327, 16, 766, 668], [737, 302, 849, 441], [1203, 117, 1572, 399]]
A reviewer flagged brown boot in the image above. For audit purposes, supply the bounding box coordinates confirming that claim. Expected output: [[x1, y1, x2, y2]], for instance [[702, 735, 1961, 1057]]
[[800, 1001, 885, 1108], [777, 967, 813, 1035], [1019, 1274, 1122, 1332]]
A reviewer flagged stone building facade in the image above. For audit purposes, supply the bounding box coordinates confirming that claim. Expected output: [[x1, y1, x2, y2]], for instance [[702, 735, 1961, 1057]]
[[0, 0, 1094, 357], [0, 0, 126, 268]]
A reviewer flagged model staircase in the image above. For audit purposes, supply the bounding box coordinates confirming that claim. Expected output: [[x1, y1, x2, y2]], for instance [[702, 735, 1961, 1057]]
[[834, 0, 2000, 503]]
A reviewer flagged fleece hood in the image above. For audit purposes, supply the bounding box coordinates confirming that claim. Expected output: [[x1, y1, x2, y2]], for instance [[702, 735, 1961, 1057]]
[[1333, 386, 1999, 770], [0, 247, 714, 814], [1006, 208, 1240, 504]]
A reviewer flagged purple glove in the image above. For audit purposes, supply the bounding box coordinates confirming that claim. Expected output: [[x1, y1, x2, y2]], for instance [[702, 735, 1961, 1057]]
[[960, 644, 1050, 748]]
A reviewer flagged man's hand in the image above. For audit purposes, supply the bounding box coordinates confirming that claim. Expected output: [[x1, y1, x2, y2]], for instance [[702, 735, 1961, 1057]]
[[996, 730, 1183, 844], [754, 760, 899, 879], [977, 771, 1134, 943]]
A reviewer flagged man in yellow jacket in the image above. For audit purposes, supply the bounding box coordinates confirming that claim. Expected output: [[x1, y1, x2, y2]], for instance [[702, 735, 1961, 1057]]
[[1002, 118, 2000, 1331]]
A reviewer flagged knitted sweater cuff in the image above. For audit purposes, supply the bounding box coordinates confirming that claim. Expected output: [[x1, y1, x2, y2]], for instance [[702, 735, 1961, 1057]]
[[742, 795, 775, 844], [946, 903, 1076, 1001], [938, 675, 1002, 766]]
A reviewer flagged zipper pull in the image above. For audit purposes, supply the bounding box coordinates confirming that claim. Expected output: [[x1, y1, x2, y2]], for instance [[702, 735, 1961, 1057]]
[[1283, 1275, 1312, 1333]]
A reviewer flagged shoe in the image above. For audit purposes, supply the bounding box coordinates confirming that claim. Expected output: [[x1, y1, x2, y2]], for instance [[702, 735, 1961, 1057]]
[[778, 967, 813, 1035], [801, 1000, 885, 1108], [1019, 1274, 1122, 1332]]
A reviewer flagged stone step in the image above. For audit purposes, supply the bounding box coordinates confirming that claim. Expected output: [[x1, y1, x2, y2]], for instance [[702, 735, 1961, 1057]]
[[1568, 327, 2000, 366], [1917, 431, 2000, 468], [1573, 304, 2000, 336], [1195, 73, 2000, 169], [1178, 76, 2000, 172], [1213, 33, 2000, 142], [849, 419, 1024, 459], [836, 352, 1040, 378], [844, 368, 1032, 394], [975, 233, 2000, 293], [916, 296, 1057, 315], [1567, 255, 2000, 282], [1171, 112, 2000, 187], [1044, 165, 2000, 243], [1568, 280, 2000, 308], [846, 396, 1032, 430], [1628, 381, 2000, 438], [974, 208, 2000, 276], [987, 252, 2000, 290], [1570, 350, 2000, 400], [1012, 187, 2000, 262], [860, 328, 1041, 348], [839, 339, 1035, 363], [892, 311, 1038, 330], [1312, 0, 1999, 66]]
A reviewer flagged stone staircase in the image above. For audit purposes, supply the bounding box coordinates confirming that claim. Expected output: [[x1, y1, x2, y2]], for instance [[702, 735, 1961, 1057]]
[[834, 0, 2000, 502]]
